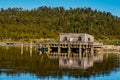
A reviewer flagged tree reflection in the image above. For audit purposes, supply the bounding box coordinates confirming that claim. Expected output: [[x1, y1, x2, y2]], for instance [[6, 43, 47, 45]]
[[0, 46, 119, 78]]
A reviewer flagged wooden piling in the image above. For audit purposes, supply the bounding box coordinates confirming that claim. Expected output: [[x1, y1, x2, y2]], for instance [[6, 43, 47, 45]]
[[79, 43, 81, 58], [68, 43, 71, 57], [91, 44, 94, 57], [30, 42, 32, 56], [21, 43, 23, 55], [58, 43, 61, 55]]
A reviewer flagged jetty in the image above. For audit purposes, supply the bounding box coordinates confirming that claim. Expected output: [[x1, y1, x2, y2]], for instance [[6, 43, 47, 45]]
[[47, 33, 103, 58]]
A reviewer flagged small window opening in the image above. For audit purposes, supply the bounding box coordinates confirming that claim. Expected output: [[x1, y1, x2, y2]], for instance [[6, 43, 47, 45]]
[[64, 37, 67, 41], [78, 36, 82, 41], [88, 38, 90, 41]]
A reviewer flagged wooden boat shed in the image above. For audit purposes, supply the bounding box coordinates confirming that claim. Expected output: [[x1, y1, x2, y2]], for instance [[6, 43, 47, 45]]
[[48, 33, 103, 58]]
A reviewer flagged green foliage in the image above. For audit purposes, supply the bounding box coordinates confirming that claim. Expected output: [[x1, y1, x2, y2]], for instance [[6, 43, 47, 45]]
[[0, 7, 120, 41], [103, 39, 120, 45]]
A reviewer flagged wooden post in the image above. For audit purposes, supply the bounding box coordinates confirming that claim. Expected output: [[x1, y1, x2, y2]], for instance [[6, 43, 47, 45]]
[[58, 43, 61, 56], [91, 44, 94, 57], [79, 43, 81, 58], [30, 42, 32, 56], [21, 43, 23, 55], [48, 44, 50, 55], [34, 47, 37, 51], [85, 45, 88, 57], [83, 45, 86, 57], [68, 43, 71, 57], [26, 46, 28, 51]]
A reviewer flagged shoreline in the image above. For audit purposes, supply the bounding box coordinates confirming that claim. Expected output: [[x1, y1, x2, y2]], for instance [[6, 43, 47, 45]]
[[0, 42, 119, 47], [0, 42, 120, 53]]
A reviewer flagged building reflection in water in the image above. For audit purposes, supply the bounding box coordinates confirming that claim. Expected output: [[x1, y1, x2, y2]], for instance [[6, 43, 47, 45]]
[[59, 54, 103, 69], [0, 46, 120, 79]]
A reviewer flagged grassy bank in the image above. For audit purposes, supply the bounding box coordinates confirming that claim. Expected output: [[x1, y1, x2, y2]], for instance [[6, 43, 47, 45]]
[[103, 39, 120, 45], [0, 38, 57, 44]]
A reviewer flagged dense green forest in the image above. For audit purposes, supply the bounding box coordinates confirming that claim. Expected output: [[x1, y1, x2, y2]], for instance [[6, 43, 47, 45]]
[[0, 6, 120, 41]]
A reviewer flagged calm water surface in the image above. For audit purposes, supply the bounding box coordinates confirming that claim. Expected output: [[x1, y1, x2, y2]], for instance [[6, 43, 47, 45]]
[[0, 46, 120, 80]]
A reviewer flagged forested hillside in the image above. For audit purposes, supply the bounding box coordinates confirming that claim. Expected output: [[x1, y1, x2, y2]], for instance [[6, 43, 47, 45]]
[[0, 6, 120, 41]]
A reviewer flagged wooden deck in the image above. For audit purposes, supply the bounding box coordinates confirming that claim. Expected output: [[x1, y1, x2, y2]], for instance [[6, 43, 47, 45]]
[[47, 42, 103, 58]]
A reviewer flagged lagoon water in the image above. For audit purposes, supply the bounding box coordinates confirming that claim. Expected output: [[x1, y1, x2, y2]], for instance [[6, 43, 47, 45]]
[[0, 46, 120, 80]]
